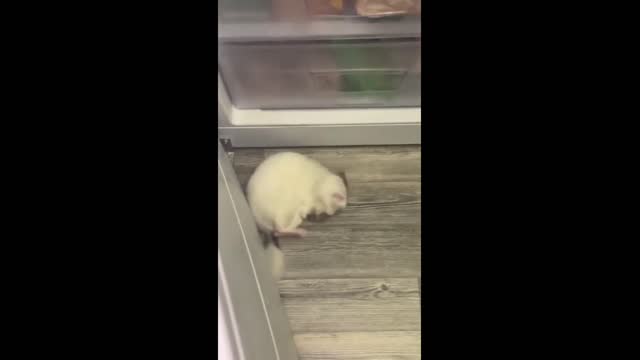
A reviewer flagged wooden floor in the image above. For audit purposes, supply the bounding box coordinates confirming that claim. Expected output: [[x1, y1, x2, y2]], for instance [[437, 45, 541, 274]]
[[232, 146, 421, 360]]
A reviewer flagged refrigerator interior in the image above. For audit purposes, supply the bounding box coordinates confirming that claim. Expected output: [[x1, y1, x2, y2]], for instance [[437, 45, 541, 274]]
[[218, 0, 421, 110]]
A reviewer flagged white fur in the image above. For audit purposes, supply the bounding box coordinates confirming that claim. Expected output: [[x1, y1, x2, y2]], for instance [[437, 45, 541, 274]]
[[247, 152, 348, 235]]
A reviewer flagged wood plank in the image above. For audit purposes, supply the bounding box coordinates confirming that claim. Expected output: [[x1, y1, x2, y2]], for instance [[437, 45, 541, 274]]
[[282, 250, 421, 279], [279, 180, 421, 278], [230, 148, 265, 166], [346, 181, 421, 206], [279, 278, 421, 333], [261, 146, 420, 160], [294, 331, 421, 360], [308, 202, 420, 226], [264, 146, 421, 183], [282, 225, 420, 253], [233, 146, 422, 183], [279, 222, 420, 279], [231, 148, 265, 189]]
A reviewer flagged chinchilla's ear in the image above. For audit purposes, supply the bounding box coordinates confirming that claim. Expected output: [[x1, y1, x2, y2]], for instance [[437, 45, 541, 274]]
[[337, 171, 348, 189]]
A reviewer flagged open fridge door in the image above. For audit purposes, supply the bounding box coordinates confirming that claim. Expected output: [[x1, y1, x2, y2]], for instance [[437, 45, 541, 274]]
[[218, 141, 299, 360]]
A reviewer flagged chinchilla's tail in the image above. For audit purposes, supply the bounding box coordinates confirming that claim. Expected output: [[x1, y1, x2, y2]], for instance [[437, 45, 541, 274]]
[[266, 242, 284, 281]]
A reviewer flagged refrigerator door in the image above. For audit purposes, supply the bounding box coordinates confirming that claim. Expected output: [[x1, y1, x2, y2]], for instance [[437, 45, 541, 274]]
[[218, 141, 299, 360]]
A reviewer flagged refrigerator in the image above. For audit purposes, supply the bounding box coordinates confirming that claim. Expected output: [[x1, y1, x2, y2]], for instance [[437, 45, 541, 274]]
[[217, 2, 421, 359]]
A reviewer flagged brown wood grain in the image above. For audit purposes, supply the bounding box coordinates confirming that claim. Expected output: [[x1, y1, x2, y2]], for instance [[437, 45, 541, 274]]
[[234, 146, 422, 184], [294, 331, 421, 360], [232, 146, 422, 358], [279, 220, 420, 279], [279, 278, 420, 333]]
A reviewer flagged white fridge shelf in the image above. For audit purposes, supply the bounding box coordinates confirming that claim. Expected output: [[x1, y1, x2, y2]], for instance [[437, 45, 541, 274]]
[[219, 18, 420, 42]]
